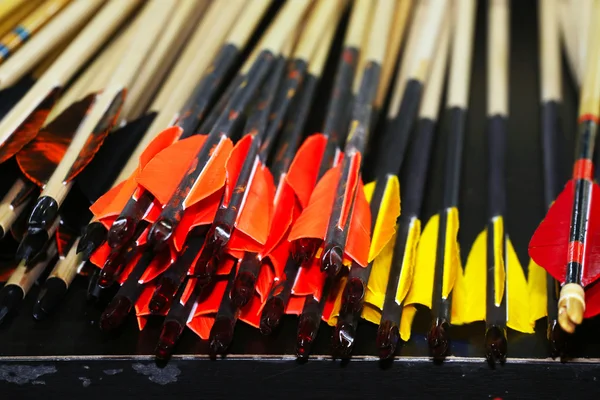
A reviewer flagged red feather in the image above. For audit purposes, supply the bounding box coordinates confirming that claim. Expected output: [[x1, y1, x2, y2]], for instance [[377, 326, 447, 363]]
[[288, 165, 340, 242], [292, 258, 326, 299], [285, 294, 306, 315], [529, 180, 600, 286], [230, 164, 275, 250], [172, 189, 223, 252], [344, 178, 371, 267], [286, 134, 327, 208], [238, 293, 265, 328]]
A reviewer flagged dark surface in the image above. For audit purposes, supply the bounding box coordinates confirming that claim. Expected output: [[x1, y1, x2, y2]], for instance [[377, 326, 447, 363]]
[[0, 0, 598, 397]]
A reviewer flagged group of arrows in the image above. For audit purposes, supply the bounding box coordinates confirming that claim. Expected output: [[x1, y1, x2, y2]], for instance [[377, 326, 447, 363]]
[[0, 0, 599, 365]]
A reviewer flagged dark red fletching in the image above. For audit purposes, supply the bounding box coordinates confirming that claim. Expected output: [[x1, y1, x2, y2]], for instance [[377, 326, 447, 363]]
[[0, 87, 61, 164], [16, 94, 96, 187], [64, 90, 126, 182]]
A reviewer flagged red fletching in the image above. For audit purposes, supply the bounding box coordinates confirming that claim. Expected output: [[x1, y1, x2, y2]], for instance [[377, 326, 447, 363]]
[[140, 246, 175, 283], [288, 165, 340, 242], [285, 295, 306, 315], [529, 181, 600, 286], [187, 316, 215, 340], [286, 134, 327, 208], [55, 225, 77, 258], [90, 242, 110, 268], [135, 283, 158, 330], [262, 181, 299, 257], [584, 281, 600, 318], [266, 240, 291, 280], [222, 135, 253, 207], [136, 135, 208, 205], [232, 164, 275, 247], [238, 293, 265, 328], [344, 178, 371, 267], [255, 260, 275, 302], [338, 154, 361, 230], [172, 189, 223, 251], [292, 258, 326, 299]]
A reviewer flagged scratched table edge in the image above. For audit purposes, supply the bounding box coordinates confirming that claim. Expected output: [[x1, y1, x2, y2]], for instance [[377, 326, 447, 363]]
[[1, 354, 599, 364]]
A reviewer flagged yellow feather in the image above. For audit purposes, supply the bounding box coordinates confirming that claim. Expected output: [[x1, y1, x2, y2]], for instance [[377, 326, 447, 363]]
[[361, 303, 382, 324], [326, 276, 347, 326], [405, 215, 438, 308], [360, 303, 416, 342], [506, 238, 535, 333], [399, 305, 417, 341], [368, 175, 401, 262], [442, 207, 461, 298], [527, 258, 548, 323], [365, 230, 397, 309], [493, 217, 506, 306], [451, 229, 487, 325], [394, 218, 420, 305], [363, 181, 376, 203]]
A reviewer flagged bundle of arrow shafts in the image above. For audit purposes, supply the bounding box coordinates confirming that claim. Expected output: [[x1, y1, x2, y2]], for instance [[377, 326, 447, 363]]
[[0, 0, 596, 365]]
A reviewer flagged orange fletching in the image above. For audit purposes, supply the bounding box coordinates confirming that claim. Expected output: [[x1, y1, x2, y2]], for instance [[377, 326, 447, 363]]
[[234, 164, 275, 246], [238, 293, 265, 328], [172, 189, 222, 251], [285, 295, 306, 315], [344, 179, 371, 266], [338, 154, 361, 230], [90, 242, 110, 268], [262, 181, 298, 257], [187, 316, 215, 340], [140, 247, 174, 283], [184, 136, 234, 208], [139, 127, 182, 169], [221, 134, 253, 207], [255, 260, 275, 302], [192, 279, 229, 317], [136, 135, 208, 205], [286, 134, 327, 208], [292, 259, 326, 299], [288, 165, 340, 242]]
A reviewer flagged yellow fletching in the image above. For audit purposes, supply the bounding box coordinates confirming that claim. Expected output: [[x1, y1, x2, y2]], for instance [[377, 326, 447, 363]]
[[361, 303, 382, 324], [451, 229, 486, 325], [363, 181, 376, 202], [442, 207, 461, 298], [368, 175, 401, 262], [394, 218, 421, 305], [326, 276, 347, 327], [506, 238, 535, 333], [400, 305, 417, 342], [527, 258, 548, 324], [493, 217, 506, 306], [405, 214, 438, 308], [360, 301, 416, 342], [365, 229, 397, 309]]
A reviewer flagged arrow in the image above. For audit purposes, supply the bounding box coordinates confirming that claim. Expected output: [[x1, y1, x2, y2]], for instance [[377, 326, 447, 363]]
[[79, 0, 251, 287], [291, 0, 399, 359], [259, 1, 363, 335], [0, 0, 71, 64], [453, 0, 532, 364], [379, 0, 476, 361], [529, 0, 600, 336], [0, 0, 137, 164], [331, 0, 413, 358], [15, 0, 178, 263], [96, 1, 310, 332], [527, 0, 568, 358], [0, 220, 58, 325]]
